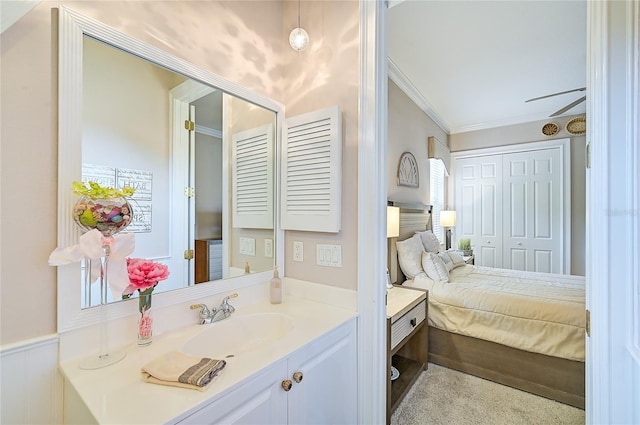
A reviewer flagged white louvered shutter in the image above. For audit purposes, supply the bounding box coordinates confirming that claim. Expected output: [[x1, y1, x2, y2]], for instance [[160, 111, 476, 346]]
[[232, 123, 274, 229], [282, 106, 341, 232]]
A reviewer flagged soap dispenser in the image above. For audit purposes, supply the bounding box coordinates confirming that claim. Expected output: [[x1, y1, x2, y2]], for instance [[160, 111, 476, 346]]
[[270, 265, 282, 304]]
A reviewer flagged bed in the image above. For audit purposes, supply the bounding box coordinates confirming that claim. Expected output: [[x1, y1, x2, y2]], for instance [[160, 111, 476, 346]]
[[388, 202, 586, 409]]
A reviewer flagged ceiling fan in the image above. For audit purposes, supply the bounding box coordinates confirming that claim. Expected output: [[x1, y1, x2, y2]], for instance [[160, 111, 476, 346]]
[[525, 87, 586, 117]]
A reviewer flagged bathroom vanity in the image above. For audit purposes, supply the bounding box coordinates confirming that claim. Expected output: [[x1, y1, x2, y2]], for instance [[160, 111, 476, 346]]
[[60, 295, 357, 424]]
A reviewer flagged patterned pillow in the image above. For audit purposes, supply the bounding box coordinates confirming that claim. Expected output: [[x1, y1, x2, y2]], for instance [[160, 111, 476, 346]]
[[422, 251, 449, 282], [415, 230, 442, 253], [396, 234, 426, 279], [438, 252, 454, 271]]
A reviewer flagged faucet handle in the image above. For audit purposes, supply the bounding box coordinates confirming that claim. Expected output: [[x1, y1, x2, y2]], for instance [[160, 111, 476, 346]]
[[190, 303, 211, 316], [223, 293, 238, 302], [220, 293, 238, 313]]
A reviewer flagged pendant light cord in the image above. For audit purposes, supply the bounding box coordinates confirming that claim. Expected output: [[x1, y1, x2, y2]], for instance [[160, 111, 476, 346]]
[[297, 0, 301, 28]]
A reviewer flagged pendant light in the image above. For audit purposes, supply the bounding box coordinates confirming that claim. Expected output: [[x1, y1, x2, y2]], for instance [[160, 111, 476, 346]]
[[289, 0, 309, 52]]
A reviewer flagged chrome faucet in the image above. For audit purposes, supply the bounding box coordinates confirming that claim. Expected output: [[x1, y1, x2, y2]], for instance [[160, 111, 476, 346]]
[[190, 293, 238, 324]]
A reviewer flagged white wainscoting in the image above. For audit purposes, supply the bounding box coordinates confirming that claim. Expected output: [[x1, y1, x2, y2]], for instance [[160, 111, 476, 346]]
[[0, 335, 63, 424]]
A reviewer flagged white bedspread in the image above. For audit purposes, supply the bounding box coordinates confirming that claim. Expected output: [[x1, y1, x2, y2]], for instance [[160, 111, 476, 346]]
[[405, 265, 585, 362]]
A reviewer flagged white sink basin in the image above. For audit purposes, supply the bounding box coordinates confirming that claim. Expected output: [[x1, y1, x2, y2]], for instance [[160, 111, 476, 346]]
[[182, 313, 295, 359]]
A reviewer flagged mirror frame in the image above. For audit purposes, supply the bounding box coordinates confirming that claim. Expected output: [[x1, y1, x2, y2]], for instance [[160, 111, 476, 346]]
[[55, 6, 284, 332]]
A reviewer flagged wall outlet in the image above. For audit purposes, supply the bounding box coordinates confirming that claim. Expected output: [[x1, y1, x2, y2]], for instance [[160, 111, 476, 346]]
[[239, 237, 255, 256], [316, 244, 342, 267], [293, 241, 304, 262], [264, 239, 273, 258]]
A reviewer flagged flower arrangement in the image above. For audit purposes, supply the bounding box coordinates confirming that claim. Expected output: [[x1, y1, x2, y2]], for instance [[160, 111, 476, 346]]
[[123, 258, 170, 345], [72, 181, 135, 235], [123, 258, 170, 298]]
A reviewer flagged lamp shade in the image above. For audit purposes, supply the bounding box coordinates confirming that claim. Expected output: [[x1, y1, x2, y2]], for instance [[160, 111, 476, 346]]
[[440, 210, 457, 227], [387, 206, 400, 238]]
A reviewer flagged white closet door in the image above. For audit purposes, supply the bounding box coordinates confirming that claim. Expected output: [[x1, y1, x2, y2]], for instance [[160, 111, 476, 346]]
[[502, 148, 562, 273], [454, 155, 503, 268]]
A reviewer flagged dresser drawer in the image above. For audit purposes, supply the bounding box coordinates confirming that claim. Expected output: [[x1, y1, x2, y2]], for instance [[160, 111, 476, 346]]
[[390, 300, 426, 350]]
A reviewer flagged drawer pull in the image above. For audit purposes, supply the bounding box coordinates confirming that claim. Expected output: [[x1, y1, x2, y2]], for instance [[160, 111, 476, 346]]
[[282, 380, 292, 391], [410, 317, 417, 327], [293, 371, 304, 383]]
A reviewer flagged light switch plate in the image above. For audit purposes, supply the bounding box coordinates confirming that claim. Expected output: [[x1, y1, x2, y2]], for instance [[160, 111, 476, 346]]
[[316, 244, 342, 267], [293, 241, 304, 262]]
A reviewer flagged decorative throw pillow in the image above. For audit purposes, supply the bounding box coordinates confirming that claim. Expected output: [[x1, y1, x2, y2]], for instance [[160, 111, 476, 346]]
[[438, 252, 454, 271], [447, 251, 466, 269], [421, 251, 449, 282], [396, 235, 425, 279], [415, 230, 441, 253]]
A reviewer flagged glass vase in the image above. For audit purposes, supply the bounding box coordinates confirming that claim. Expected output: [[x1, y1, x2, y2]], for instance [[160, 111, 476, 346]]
[[75, 195, 132, 369], [138, 292, 153, 347], [72, 195, 133, 237]]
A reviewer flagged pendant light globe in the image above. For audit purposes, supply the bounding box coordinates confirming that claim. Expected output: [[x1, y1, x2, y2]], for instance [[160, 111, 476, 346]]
[[289, 27, 309, 52]]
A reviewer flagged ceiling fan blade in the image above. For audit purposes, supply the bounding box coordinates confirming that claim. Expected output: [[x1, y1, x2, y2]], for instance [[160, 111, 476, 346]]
[[549, 95, 587, 117], [525, 87, 586, 103]]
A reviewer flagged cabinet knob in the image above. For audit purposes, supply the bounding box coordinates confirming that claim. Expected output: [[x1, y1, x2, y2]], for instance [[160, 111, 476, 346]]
[[293, 371, 304, 383], [282, 380, 292, 391], [410, 318, 417, 327], [517, 242, 523, 246]]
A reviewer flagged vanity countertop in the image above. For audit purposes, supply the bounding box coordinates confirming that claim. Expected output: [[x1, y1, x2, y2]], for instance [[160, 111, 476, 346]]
[[59, 295, 357, 424]]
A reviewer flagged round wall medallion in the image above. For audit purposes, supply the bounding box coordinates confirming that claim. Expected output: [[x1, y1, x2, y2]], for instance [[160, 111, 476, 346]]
[[542, 122, 559, 136], [565, 116, 586, 135]]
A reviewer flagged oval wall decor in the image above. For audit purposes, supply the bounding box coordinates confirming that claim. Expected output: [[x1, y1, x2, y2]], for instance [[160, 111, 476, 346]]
[[565, 116, 586, 135], [397, 152, 419, 187]]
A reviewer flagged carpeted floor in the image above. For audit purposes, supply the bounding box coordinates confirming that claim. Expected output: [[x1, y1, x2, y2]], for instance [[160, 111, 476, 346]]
[[391, 363, 585, 425]]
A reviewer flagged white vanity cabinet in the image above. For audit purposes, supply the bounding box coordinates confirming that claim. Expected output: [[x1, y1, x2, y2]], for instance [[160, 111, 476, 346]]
[[177, 360, 288, 424], [177, 318, 357, 425]]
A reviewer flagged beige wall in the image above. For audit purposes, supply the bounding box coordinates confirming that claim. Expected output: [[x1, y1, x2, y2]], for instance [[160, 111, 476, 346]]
[[0, 1, 285, 345], [281, 1, 360, 290], [388, 79, 449, 205], [449, 115, 587, 276]]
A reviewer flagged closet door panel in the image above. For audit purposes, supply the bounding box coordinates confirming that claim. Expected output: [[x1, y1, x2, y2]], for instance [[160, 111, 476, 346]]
[[503, 149, 562, 273], [454, 156, 502, 268]]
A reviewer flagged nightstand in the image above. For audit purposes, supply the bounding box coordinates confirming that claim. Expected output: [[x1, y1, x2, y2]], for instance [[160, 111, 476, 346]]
[[463, 254, 475, 265], [386, 286, 428, 424]]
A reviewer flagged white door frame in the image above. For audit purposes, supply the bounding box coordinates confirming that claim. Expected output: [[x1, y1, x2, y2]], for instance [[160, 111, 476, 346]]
[[357, 0, 387, 423], [587, 1, 640, 424], [169, 81, 216, 285]]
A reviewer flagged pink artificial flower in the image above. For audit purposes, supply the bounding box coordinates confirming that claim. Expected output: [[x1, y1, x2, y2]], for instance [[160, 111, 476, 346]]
[[123, 258, 170, 296]]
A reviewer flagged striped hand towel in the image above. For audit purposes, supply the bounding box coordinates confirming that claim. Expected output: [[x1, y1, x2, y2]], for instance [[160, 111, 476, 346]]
[[141, 351, 226, 391]]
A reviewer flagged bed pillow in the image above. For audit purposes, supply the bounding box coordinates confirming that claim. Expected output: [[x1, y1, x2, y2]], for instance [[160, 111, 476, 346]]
[[447, 251, 466, 269], [415, 230, 442, 253], [396, 235, 426, 279], [421, 251, 449, 282], [437, 252, 454, 271]]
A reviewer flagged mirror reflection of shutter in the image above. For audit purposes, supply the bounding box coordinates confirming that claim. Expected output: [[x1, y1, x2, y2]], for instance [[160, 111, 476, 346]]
[[232, 123, 274, 229], [282, 106, 341, 232]]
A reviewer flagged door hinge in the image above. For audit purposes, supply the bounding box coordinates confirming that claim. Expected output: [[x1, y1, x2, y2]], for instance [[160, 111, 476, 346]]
[[586, 142, 591, 169], [585, 309, 591, 337], [184, 187, 195, 197], [184, 120, 195, 131], [184, 249, 194, 260]]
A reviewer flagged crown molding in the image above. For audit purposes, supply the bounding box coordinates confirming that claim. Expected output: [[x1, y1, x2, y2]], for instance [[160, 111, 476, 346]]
[[387, 58, 450, 134]]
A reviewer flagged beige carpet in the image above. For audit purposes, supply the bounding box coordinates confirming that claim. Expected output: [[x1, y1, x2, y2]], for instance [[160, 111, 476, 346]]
[[391, 363, 585, 425]]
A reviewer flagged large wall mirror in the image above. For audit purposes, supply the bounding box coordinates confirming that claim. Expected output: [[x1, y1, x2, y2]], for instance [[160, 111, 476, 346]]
[[56, 7, 284, 331]]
